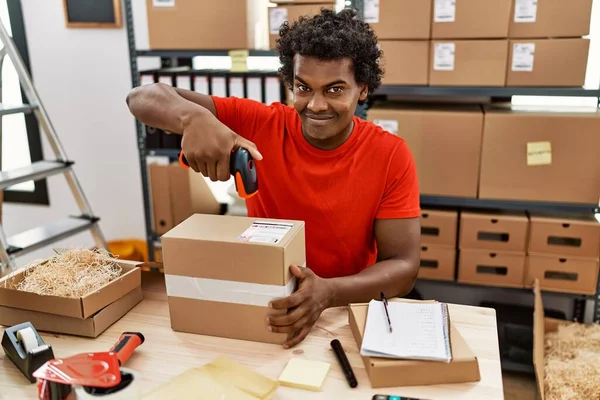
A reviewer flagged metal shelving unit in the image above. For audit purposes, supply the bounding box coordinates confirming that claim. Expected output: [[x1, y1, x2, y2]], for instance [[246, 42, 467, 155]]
[[124, 0, 600, 328]]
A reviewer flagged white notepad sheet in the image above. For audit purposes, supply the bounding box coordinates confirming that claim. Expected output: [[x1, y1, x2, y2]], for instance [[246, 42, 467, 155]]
[[360, 299, 452, 362]]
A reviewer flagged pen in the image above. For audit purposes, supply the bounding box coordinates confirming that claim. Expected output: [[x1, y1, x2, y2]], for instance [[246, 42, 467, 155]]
[[380, 292, 392, 333], [330, 339, 357, 388]]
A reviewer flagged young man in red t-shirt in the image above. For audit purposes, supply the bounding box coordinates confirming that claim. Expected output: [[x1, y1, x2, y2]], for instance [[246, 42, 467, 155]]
[[127, 8, 421, 348]]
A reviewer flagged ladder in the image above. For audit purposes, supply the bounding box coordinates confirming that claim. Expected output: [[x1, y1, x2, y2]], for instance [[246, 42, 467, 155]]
[[0, 18, 106, 271]]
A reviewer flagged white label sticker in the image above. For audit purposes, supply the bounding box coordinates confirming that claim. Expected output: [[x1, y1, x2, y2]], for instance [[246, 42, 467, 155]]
[[153, 0, 175, 7], [512, 43, 535, 72], [269, 8, 288, 35], [527, 141, 551, 166], [238, 221, 293, 244], [434, 0, 456, 23], [434, 43, 455, 71], [374, 120, 398, 134], [514, 0, 537, 23], [363, 0, 380, 23]]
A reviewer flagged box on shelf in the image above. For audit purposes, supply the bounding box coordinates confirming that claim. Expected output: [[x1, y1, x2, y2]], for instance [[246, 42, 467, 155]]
[[348, 300, 481, 388], [149, 162, 223, 235], [379, 40, 429, 85], [366, 0, 432, 39], [528, 215, 600, 259], [368, 103, 484, 198], [420, 209, 458, 246], [459, 211, 529, 252], [506, 39, 590, 87], [418, 244, 456, 281], [268, 3, 334, 49], [146, 0, 267, 50], [431, 0, 512, 39], [161, 214, 306, 344], [509, 0, 593, 38], [429, 40, 509, 86], [0, 259, 143, 337], [458, 249, 526, 288], [479, 105, 600, 205], [525, 254, 599, 295]]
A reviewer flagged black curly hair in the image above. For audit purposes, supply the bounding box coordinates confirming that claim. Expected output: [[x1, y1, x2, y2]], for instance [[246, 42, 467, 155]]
[[276, 8, 383, 104]]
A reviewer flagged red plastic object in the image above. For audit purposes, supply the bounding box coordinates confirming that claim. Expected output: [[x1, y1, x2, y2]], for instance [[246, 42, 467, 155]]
[[33, 351, 121, 388]]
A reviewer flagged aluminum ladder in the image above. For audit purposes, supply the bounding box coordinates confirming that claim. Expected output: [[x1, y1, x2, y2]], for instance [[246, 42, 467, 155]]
[[0, 18, 106, 271]]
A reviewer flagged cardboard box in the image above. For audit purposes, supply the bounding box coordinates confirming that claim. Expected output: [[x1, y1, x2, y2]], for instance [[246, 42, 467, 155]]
[[533, 279, 597, 400], [506, 39, 590, 87], [367, 0, 432, 39], [432, 0, 512, 39], [149, 162, 222, 235], [420, 209, 458, 246], [146, 0, 264, 50], [0, 286, 142, 338], [368, 104, 484, 197], [270, 0, 334, 3], [268, 4, 334, 49], [161, 214, 306, 344], [526, 254, 599, 295], [509, 0, 593, 38], [528, 215, 600, 259], [479, 106, 600, 205], [418, 245, 456, 281], [0, 261, 141, 319], [379, 40, 429, 85], [348, 300, 481, 388], [458, 249, 526, 288], [459, 211, 529, 252], [430, 40, 509, 86]]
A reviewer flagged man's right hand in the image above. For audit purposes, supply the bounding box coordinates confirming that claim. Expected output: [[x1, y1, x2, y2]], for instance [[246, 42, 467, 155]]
[[180, 112, 263, 182]]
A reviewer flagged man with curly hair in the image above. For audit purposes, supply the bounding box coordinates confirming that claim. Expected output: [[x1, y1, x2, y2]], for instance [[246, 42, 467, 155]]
[[126, 8, 421, 348]]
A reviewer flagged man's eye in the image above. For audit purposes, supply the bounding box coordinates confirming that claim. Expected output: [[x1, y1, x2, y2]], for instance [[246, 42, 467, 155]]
[[328, 87, 342, 93], [297, 85, 309, 92]]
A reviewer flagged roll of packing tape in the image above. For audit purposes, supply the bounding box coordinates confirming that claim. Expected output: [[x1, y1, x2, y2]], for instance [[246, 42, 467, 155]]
[[16, 327, 39, 353], [74, 368, 142, 399]]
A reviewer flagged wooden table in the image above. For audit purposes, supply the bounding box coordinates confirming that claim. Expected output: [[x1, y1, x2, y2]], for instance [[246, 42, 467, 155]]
[[0, 272, 504, 399]]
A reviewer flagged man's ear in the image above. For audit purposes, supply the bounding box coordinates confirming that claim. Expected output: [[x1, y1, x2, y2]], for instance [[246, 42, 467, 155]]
[[359, 84, 369, 102]]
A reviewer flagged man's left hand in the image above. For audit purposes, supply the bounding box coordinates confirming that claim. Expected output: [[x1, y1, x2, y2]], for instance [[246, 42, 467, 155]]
[[267, 265, 333, 349]]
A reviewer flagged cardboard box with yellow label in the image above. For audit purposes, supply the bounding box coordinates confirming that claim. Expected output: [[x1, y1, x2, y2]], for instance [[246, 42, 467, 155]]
[[478, 105, 600, 204]]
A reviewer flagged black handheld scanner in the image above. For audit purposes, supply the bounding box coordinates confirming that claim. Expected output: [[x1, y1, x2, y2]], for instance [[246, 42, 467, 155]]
[[179, 148, 258, 199]]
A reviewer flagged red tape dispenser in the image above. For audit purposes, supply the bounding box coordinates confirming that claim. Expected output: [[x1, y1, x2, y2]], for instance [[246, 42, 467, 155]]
[[179, 148, 259, 199], [33, 332, 144, 400]]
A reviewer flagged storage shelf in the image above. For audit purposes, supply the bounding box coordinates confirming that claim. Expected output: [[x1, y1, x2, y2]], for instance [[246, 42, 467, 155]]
[[421, 195, 599, 215], [416, 279, 596, 300], [0, 103, 35, 116], [374, 85, 600, 98], [136, 49, 277, 58]]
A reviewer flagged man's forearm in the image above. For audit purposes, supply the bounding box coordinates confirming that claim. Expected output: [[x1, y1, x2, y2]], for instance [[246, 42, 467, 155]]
[[126, 83, 214, 135], [326, 259, 418, 308]]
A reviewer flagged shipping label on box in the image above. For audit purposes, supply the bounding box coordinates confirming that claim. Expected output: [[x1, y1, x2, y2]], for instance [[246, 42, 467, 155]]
[[513, 0, 537, 23], [434, 0, 456, 23]]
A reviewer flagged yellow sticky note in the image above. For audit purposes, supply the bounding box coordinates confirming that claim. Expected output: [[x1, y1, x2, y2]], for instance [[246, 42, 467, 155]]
[[278, 358, 330, 391], [527, 141, 552, 166], [229, 49, 249, 72]]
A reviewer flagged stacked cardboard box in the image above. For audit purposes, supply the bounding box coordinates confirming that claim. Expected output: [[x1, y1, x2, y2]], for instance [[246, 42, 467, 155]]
[[268, 1, 335, 50], [148, 161, 223, 235], [367, 103, 484, 198], [479, 105, 600, 205], [458, 211, 530, 288], [525, 214, 600, 295], [418, 209, 459, 281], [507, 0, 592, 87]]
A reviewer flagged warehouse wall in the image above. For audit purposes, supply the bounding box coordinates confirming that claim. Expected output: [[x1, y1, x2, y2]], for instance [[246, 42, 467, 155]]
[[3, 0, 146, 266]]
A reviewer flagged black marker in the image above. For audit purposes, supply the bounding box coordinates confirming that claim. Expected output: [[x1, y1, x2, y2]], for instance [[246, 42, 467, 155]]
[[330, 339, 357, 388]]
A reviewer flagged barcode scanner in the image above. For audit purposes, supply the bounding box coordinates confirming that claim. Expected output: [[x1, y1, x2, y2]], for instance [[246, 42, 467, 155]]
[[179, 148, 259, 199]]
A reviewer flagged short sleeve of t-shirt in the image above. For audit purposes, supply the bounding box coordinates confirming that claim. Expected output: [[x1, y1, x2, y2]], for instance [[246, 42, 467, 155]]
[[376, 141, 421, 219], [211, 95, 280, 142]]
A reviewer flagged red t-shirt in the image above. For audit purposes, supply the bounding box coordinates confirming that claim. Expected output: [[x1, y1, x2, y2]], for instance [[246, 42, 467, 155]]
[[211, 96, 420, 279]]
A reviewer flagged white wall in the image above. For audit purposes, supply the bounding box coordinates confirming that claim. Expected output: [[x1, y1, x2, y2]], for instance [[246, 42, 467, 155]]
[[3, 0, 146, 267]]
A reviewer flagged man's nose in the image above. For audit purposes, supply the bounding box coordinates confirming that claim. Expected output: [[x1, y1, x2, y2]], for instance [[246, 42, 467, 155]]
[[307, 93, 328, 112]]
